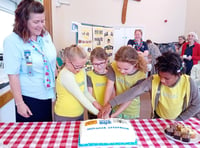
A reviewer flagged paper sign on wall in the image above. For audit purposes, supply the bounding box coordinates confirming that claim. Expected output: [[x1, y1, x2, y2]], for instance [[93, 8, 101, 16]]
[[104, 28, 114, 61], [78, 25, 93, 70], [92, 27, 104, 48]]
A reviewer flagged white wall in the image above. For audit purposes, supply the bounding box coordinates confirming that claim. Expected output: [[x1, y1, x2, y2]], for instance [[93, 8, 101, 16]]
[[185, 0, 200, 40], [52, 0, 187, 50], [0, 99, 16, 122]]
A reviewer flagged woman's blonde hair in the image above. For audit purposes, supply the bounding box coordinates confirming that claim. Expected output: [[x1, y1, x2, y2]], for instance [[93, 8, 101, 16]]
[[64, 45, 87, 61], [115, 46, 147, 72]]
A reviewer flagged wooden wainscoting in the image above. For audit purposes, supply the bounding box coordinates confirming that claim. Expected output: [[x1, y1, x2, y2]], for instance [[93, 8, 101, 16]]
[[0, 90, 13, 108]]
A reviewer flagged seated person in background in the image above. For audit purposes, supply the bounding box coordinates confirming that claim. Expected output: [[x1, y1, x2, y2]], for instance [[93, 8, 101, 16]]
[[87, 47, 110, 119], [54, 45, 100, 121], [190, 62, 200, 93], [176, 35, 186, 55], [104, 46, 147, 119], [181, 32, 200, 75], [127, 29, 149, 57], [100, 52, 200, 121], [146, 39, 161, 75]]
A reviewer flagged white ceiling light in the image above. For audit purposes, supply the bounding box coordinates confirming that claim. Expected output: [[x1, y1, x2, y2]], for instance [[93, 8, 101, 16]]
[[56, 0, 70, 7]]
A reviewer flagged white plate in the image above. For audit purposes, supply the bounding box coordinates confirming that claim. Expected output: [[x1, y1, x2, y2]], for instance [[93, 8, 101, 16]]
[[164, 130, 200, 144]]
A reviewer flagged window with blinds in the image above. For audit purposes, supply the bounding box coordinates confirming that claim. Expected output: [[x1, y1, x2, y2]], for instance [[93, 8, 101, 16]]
[[0, 0, 16, 52], [0, 0, 19, 14]]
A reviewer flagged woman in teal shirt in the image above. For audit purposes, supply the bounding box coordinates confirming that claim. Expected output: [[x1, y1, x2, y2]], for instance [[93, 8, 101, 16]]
[[4, 0, 56, 122]]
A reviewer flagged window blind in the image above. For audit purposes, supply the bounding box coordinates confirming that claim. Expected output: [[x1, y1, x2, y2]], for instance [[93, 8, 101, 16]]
[[0, 0, 17, 14]]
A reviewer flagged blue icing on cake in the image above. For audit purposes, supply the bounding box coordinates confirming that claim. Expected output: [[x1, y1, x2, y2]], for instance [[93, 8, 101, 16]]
[[78, 136, 137, 147], [99, 119, 111, 125]]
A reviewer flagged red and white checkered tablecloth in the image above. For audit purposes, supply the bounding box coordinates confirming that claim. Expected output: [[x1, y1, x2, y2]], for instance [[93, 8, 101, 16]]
[[131, 118, 200, 148], [0, 118, 200, 148]]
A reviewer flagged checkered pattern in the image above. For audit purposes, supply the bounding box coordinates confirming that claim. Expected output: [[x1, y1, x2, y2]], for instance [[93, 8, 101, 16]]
[[0, 118, 199, 148], [0, 121, 80, 148], [131, 118, 200, 148]]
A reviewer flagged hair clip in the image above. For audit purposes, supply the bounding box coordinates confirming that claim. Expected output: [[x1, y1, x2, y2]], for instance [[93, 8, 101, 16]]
[[177, 62, 184, 73]]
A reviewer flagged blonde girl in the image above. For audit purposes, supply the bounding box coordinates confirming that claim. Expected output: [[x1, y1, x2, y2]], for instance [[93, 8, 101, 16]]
[[104, 46, 147, 119], [54, 45, 99, 121]]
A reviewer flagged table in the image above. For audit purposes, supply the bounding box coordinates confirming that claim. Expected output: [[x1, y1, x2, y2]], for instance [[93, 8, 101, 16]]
[[131, 118, 200, 148], [0, 118, 200, 148]]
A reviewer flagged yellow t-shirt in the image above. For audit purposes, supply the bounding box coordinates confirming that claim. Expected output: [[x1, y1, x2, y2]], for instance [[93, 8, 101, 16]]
[[111, 62, 146, 118], [55, 68, 85, 117], [87, 70, 107, 106], [151, 74, 190, 119]]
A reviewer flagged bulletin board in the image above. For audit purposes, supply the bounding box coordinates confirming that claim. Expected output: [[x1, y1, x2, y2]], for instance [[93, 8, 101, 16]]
[[75, 23, 114, 70], [76, 23, 114, 58]]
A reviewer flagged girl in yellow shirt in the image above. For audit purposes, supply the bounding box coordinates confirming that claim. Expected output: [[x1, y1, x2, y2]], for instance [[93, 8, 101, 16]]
[[104, 46, 147, 119], [87, 47, 109, 119], [54, 45, 100, 121]]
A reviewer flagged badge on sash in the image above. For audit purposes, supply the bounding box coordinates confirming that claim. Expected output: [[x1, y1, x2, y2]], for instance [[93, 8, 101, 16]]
[[24, 50, 33, 76]]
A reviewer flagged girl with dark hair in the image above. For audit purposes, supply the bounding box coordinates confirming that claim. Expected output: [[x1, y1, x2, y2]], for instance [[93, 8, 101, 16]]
[[4, 0, 56, 122], [100, 52, 200, 121], [104, 46, 147, 119]]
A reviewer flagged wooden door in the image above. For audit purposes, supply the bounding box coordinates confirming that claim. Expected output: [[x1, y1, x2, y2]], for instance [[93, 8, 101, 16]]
[[43, 0, 53, 39]]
